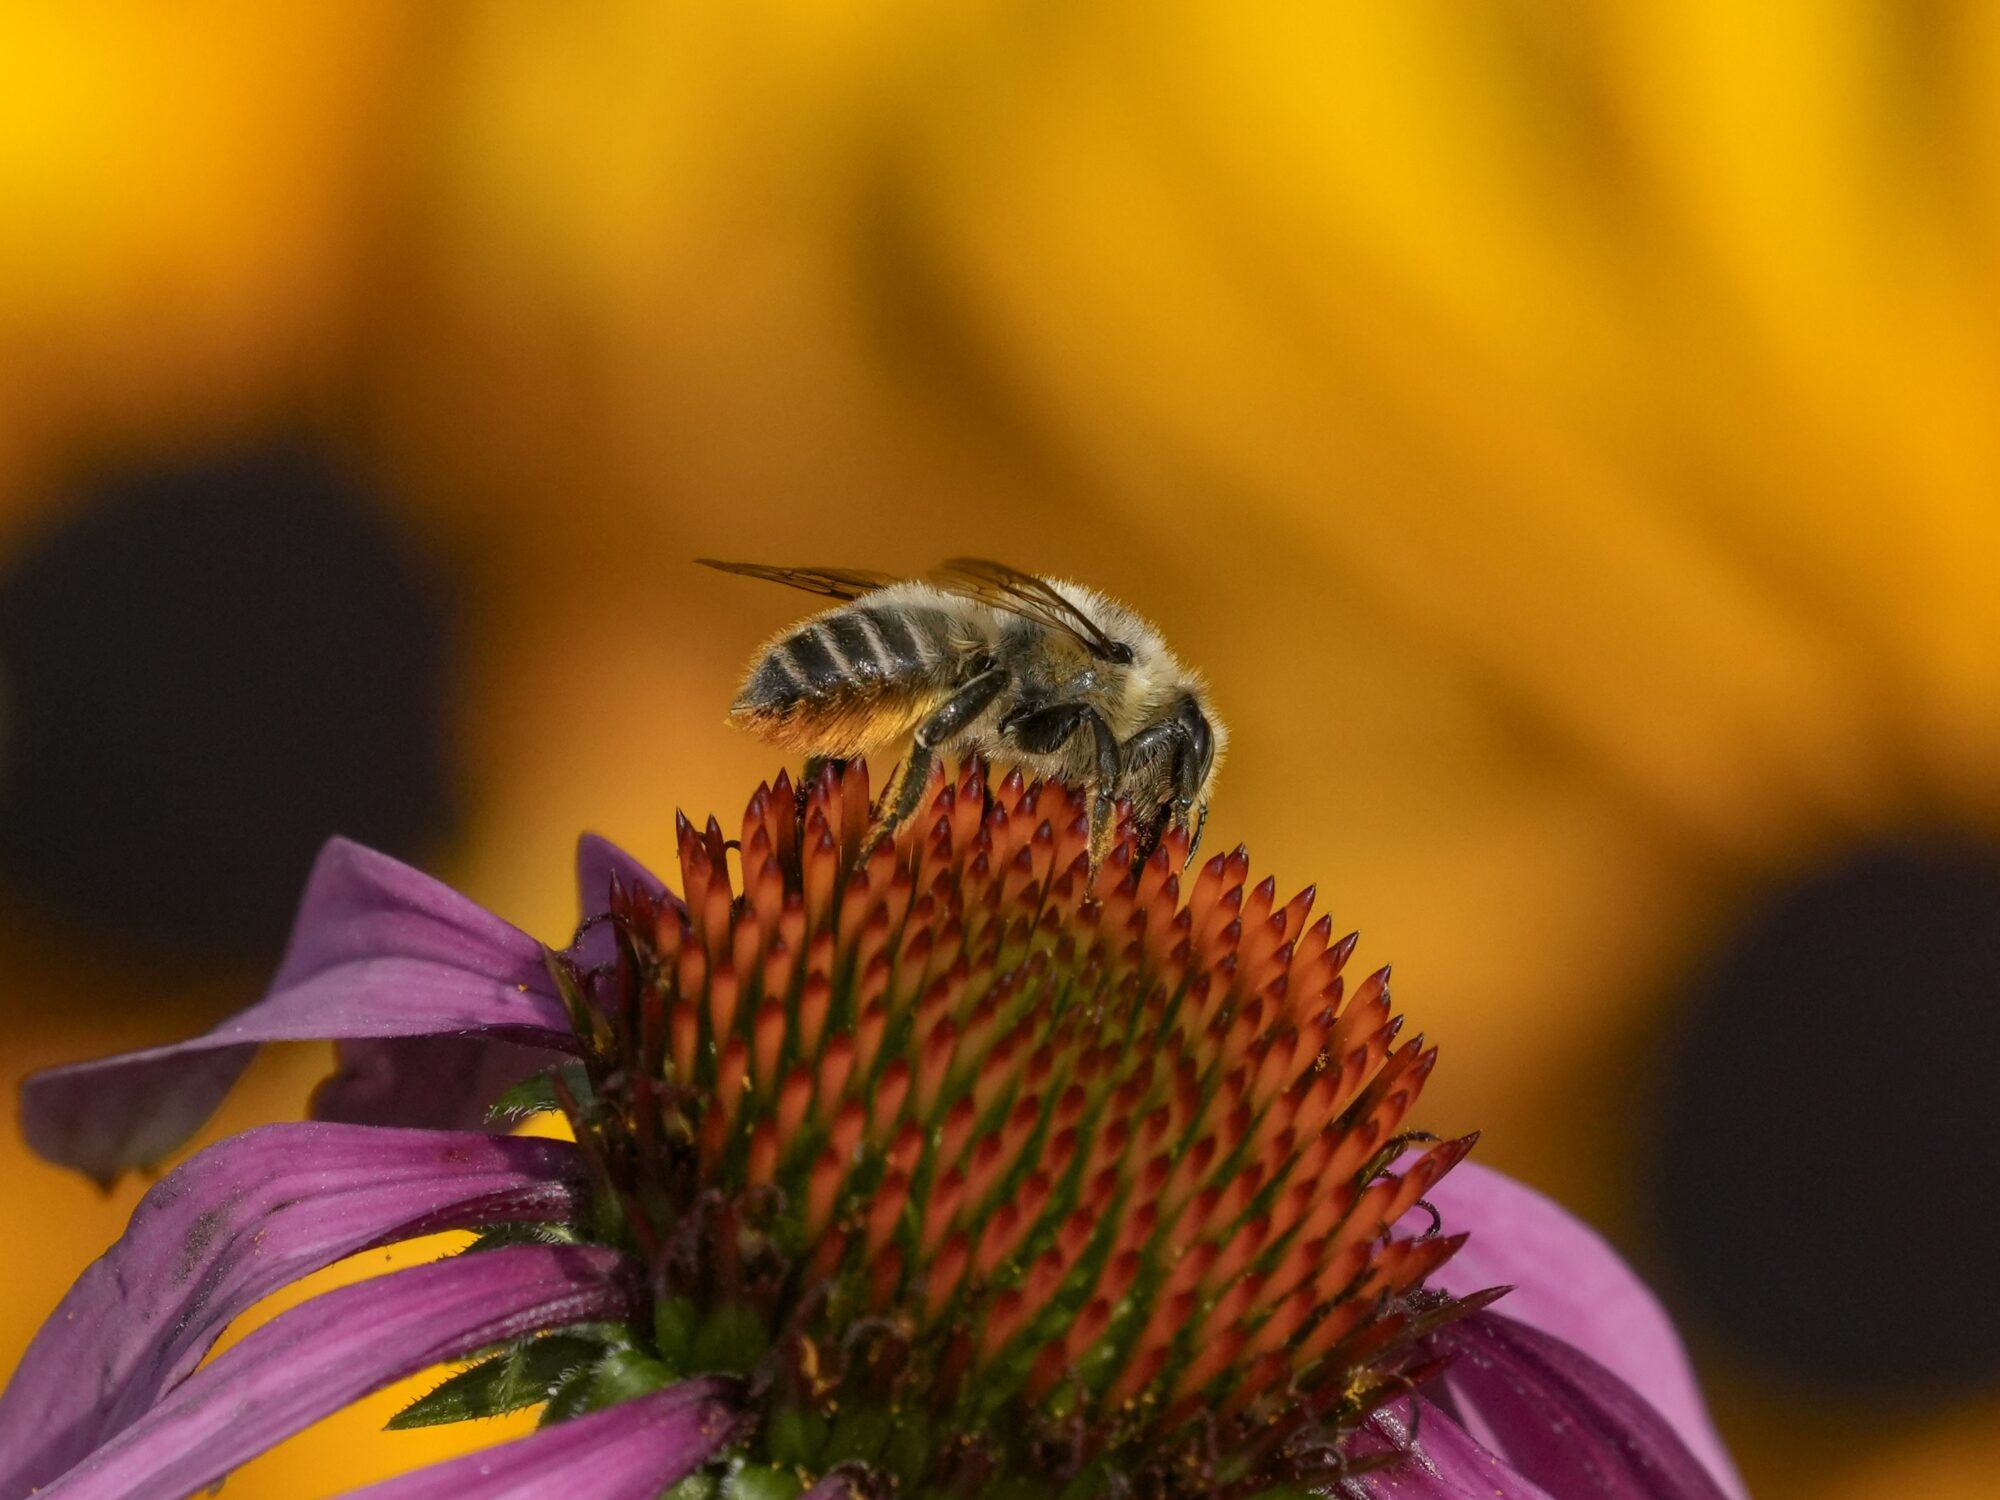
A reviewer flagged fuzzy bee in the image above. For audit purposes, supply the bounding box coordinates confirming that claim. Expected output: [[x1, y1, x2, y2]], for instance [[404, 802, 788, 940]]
[[699, 557, 1225, 870]]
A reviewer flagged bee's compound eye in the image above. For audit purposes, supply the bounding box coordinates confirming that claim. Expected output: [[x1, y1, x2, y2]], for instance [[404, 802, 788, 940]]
[[1105, 641, 1136, 665], [1180, 700, 1215, 778]]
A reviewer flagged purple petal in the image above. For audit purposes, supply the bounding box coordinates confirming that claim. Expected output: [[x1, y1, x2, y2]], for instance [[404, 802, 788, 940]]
[[0, 1123, 584, 1498], [340, 1379, 745, 1499], [314, 834, 668, 1131], [317, 837, 672, 1124], [1427, 1312, 1735, 1500], [577, 833, 668, 911], [32, 1243, 638, 1500], [20, 837, 581, 1184], [1353, 1399, 1557, 1498], [1427, 1162, 1744, 1498], [312, 1036, 567, 1133], [572, 833, 671, 970]]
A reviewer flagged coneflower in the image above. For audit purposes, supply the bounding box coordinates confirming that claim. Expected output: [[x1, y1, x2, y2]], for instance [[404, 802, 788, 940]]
[[2, 763, 1744, 1499]]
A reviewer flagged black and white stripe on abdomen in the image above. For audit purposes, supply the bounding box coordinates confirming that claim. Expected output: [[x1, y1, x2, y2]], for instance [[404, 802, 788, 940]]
[[747, 606, 942, 708]]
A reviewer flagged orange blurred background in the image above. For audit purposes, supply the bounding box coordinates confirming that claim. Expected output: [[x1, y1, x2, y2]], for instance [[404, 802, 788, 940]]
[[5, 4, 1999, 1495]]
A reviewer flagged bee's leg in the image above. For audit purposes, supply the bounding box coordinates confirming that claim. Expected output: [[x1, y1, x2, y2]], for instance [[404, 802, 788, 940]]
[[997, 700, 1120, 876], [1084, 715, 1122, 876], [798, 756, 849, 820], [868, 666, 1010, 853], [1120, 700, 1213, 867], [1167, 699, 1216, 868], [1185, 799, 1209, 864], [1165, 734, 1208, 866], [1117, 720, 1185, 864]]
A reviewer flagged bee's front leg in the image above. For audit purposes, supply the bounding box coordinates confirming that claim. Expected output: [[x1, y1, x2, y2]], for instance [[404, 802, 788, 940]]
[[1119, 721, 1188, 866], [1183, 799, 1209, 864], [1121, 703, 1212, 868]]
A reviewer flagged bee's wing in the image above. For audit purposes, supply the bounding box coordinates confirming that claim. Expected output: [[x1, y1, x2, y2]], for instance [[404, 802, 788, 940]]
[[696, 559, 903, 601], [931, 557, 1124, 660]]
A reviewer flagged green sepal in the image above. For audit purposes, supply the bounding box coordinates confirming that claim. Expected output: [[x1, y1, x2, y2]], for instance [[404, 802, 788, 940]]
[[537, 1338, 677, 1426], [488, 1062, 594, 1123], [586, 1343, 678, 1406], [386, 1334, 600, 1429], [721, 1462, 803, 1500], [654, 1294, 700, 1373], [984, 1481, 1056, 1500], [764, 1404, 829, 1470], [822, 1404, 890, 1467], [880, 1407, 932, 1486], [545, 948, 615, 1054], [689, 1303, 767, 1377], [462, 1221, 580, 1253], [662, 1477, 721, 1500], [538, 1364, 600, 1428]]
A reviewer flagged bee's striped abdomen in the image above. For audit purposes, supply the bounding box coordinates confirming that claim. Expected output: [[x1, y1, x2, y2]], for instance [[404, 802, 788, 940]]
[[735, 602, 949, 717], [852, 606, 927, 672]]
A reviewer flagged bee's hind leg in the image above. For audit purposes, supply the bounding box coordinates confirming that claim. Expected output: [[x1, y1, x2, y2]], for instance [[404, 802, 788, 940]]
[[865, 666, 1010, 858]]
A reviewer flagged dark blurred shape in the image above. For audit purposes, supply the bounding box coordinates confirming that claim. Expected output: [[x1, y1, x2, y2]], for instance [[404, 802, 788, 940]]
[[1648, 839, 2000, 1398], [0, 442, 459, 968]]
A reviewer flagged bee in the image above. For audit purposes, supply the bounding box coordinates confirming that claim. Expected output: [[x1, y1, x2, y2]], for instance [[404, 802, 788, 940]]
[[698, 557, 1225, 871]]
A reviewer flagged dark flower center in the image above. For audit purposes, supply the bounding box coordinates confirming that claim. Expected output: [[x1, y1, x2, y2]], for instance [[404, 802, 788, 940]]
[[544, 761, 1485, 1497]]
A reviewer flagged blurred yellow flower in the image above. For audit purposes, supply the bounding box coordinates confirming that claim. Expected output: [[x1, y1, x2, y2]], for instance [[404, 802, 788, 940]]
[[0, 3, 412, 539], [5, 3, 2000, 1496]]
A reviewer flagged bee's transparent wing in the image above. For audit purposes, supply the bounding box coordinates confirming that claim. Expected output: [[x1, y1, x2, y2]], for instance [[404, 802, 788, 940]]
[[931, 557, 1124, 660], [696, 559, 903, 601]]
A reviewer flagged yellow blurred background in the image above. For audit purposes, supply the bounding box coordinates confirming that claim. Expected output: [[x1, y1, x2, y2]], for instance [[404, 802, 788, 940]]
[[5, 3, 2000, 1495]]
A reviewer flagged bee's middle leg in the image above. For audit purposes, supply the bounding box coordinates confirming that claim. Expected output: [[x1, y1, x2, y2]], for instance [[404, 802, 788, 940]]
[[870, 666, 1010, 848], [998, 700, 1121, 874]]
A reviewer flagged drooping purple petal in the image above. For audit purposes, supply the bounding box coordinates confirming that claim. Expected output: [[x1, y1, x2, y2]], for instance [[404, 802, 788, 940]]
[[571, 834, 673, 970], [311, 1036, 567, 1133], [339, 1378, 746, 1500], [21, 837, 582, 1184], [311, 834, 674, 1132], [1352, 1398, 1557, 1499], [1426, 1162, 1745, 1497], [0, 1123, 585, 1499], [577, 833, 668, 911], [1426, 1312, 1736, 1500], [33, 1243, 638, 1500]]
